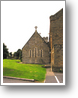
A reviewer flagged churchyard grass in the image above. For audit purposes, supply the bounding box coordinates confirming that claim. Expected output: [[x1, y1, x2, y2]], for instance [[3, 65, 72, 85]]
[[3, 59, 46, 82]]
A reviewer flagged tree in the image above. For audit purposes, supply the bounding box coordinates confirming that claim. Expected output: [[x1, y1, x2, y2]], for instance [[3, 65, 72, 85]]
[[9, 52, 12, 58], [13, 49, 22, 61], [9, 52, 12, 57], [3, 43, 9, 59], [17, 49, 22, 60]]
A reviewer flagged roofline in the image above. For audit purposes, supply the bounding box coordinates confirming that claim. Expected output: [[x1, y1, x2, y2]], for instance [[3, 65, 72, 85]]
[[22, 31, 49, 50], [22, 32, 36, 50], [50, 8, 63, 21]]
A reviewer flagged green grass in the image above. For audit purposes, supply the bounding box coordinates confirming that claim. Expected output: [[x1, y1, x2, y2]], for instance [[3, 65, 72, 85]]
[[3, 59, 46, 82]]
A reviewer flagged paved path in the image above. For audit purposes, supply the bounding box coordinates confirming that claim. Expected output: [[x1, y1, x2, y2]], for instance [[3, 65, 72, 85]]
[[45, 69, 57, 83], [45, 67, 63, 83]]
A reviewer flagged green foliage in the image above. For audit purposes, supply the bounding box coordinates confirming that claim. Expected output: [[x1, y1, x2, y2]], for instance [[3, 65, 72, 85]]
[[13, 49, 22, 61], [3, 43, 9, 59], [3, 59, 46, 81], [9, 52, 12, 57]]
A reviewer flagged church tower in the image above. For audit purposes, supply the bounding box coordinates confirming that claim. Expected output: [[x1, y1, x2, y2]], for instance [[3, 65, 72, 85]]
[[49, 8, 63, 71]]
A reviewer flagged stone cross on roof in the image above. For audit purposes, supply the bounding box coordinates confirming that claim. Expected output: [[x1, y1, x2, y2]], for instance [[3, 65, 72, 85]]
[[35, 26, 38, 32]]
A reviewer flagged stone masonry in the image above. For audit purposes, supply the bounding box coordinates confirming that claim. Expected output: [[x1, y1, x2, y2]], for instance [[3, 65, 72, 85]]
[[22, 28, 50, 64], [49, 8, 63, 68]]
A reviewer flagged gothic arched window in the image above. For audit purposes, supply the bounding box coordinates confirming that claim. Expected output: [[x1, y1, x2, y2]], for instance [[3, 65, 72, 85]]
[[41, 50, 43, 57], [35, 48, 36, 57], [29, 50, 32, 57]]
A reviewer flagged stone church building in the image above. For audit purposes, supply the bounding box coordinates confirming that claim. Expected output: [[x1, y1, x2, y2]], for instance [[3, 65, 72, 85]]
[[22, 8, 63, 69], [22, 26, 50, 64]]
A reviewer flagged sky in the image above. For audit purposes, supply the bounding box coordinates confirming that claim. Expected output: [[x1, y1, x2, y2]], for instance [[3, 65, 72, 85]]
[[1, 1, 65, 53]]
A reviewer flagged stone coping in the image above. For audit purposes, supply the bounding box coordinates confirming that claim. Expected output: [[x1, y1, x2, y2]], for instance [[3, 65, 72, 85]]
[[3, 76, 34, 82]]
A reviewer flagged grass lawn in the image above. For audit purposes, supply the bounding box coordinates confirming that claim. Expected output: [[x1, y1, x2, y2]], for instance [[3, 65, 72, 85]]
[[3, 59, 46, 82]]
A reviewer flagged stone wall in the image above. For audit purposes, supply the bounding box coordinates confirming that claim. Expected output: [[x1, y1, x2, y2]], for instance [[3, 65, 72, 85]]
[[54, 44, 63, 67], [49, 8, 63, 68], [22, 31, 50, 64]]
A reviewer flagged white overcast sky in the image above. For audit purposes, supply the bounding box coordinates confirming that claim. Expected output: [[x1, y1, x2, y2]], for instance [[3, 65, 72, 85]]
[[1, 1, 65, 53]]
